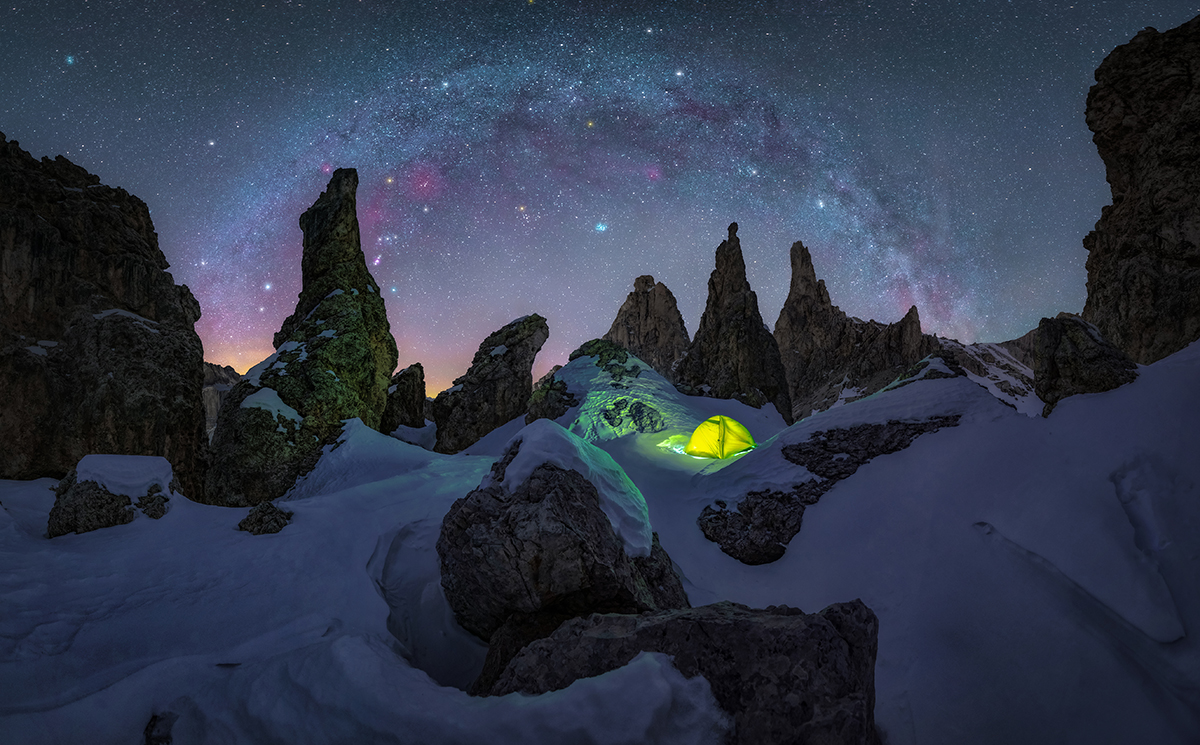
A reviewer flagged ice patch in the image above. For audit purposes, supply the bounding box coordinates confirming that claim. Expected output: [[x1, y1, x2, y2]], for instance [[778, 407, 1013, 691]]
[[75, 454, 176, 497], [485, 419, 653, 557]]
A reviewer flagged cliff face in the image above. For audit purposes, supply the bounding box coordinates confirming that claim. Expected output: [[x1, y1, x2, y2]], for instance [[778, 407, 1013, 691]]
[[0, 133, 208, 499], [1081, 15, 1200, 364], [602, 275, 690, 381], [774, 240, 938, 421], [672, 224, 793, 424]]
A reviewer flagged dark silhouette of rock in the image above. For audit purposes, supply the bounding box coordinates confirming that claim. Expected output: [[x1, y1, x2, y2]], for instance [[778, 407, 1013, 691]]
[[774, 239, 939, 421], [431, 314, 549, 453], [602, 275, 690, 381], [525, 366, 579, 424], [47, 456, 180, 538], [700, 417, 960, 564], [202, 363, 242, 442], [237, 502, 294, 535], [206, 169, 398, 506], [143, 711, 178, 745], [0, 133, 208, 499], [673, 223, 793, 424], [1034, 313, 1138, 417], [1081, 16, 1200, 364], [380, 363, 426, 433], [489, 600, 881, 745], [438, 431, 687, 691]]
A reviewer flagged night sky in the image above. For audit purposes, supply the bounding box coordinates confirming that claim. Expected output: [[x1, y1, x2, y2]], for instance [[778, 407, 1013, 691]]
[[3, 1, 1196, 392]]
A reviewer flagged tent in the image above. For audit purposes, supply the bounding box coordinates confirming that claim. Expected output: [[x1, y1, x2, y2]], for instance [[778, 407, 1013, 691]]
[[684, 415, 756, 459]]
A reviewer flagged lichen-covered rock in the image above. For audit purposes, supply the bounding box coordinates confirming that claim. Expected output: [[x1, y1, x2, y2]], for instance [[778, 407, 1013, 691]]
[[525, 366, 579, 424], [601, 397, 665, 433], [1081, 16, 1200, 364], [47, 455, 180, 538], [205, 169, 398, 506], [489, 600, 881, 745], [774, 239, 939, 421], [568, 338, 645, 388], [0, 133, 208, 499], [1034, 313, 1138, 417], [202, 362, 242, 442], [237, 502, 294, 535], [673, 224, 793, 424], [701, 417, 960, 564], [380, 363, 426, 433], [602, 275, 690, 381], [432, 314, 548, 453]]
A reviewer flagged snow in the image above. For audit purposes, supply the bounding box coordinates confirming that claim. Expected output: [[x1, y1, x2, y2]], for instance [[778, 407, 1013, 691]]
[[240, 387, 302, 425], [23, 345, 46, 357], [317, 329, 336, 338], [481, 418, 653, 558], [74, 454, 177, 497], [389, 419, 437, 451], [3, 341, 1200, 743], [490, 344, 508, 356], [91, 308, 161, 333], [245, 341, 307, 386]]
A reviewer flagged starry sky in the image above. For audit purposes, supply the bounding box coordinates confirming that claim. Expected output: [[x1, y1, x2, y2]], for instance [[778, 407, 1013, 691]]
[[3, 1, 1196, 392]]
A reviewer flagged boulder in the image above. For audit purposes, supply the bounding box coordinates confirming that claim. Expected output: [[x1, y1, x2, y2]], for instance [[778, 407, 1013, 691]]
[[701, 417, 960, 564], [489, 600, 881, 745], [1034, 313, 1138, 416], [673, 223, 793, 424], [0, 133, 208, 499], [202, 363, 242, 442], [1081, 15, 1200, 364], [205, 168, 398, 506], [47, 454, 181, 538], [602, 275, 690, 381], [437, 423, 687, 690], [237, 502, 294, 535], [774, 239, 939, 420], [380, 363, 426, 433], [431, 314, 548, 453]]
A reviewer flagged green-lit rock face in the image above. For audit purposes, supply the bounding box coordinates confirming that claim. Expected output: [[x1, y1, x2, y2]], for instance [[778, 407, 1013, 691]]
[[205, 169, 398, 506]]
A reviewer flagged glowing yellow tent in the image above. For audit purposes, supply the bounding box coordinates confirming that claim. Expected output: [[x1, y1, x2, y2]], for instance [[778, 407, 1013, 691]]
[[684, 415, 756, 459]]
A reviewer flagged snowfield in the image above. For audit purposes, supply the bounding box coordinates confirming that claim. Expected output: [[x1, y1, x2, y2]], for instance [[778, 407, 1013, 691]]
[[2, 341, 1199, 744]]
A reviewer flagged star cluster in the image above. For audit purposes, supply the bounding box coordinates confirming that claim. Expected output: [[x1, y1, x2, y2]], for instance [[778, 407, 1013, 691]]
[[2, 1, 1195, 392]]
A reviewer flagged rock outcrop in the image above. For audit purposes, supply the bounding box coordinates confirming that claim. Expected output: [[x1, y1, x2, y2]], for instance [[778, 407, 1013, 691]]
[[206, 168, 398, 506], [380, 363, 426, 433], [774, 239, 939, 421], [1081, 16, 1200, 364], [673, 224, 793, 424], [431, 314, 549, 453], [1034, 313, 1138, 417], [701, 416, 960, 564], [47, 455, 180, 538], [0, 133, 208, 499], [602, 275, 690, 381], [237, 502, 293, 535], [489, 600, 881, 745], [202, 363, 242, 442], [525, 366, 579, 424], [437, 424, 687, 691]]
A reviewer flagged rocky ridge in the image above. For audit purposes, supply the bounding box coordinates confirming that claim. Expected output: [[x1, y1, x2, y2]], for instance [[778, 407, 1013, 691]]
[[673, 223, 793, 424], [202, 363, 242, 442], [1082, 16, 1200, 364], [206, 168, 398, 506], [0, 133, 208, 500], [602, 274, 690, 381], [380, 363, 426, 434], [773, 239, 939, 421]]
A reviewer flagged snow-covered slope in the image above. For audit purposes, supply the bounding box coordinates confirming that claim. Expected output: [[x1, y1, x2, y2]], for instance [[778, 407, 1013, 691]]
[[2, 342, 1199, 744]]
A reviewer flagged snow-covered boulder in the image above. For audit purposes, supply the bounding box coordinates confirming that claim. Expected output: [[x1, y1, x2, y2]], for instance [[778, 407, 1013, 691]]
[[47, 454, 181, 537], [490, 599, 881, 745], [437, 420, 687, 689]]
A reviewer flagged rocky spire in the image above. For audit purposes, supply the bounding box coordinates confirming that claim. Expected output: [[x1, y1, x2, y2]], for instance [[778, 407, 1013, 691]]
[[673, 223, 793, 424], [602, 275, 690, 381], [774, 240, 938, 420], [205, 168, 398, 506], [1081, 15, 1200, 363]]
